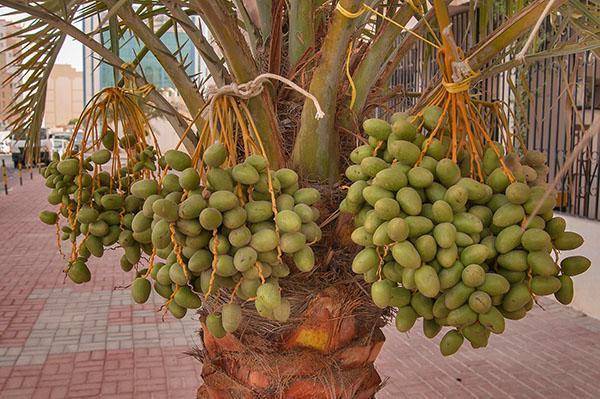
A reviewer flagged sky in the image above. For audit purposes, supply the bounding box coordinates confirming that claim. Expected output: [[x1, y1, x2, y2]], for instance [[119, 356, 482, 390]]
[[1, 7, 83, 71], [56, 36, 83, 72]]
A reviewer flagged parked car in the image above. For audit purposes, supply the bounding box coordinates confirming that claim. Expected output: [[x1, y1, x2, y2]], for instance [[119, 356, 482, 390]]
[[0, 131, 10, 154], [9, 128, 72, 167]]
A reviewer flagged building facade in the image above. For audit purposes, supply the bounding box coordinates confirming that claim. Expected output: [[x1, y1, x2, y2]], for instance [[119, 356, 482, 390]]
[[44, 64, 84, 128], [0, 20, 21, 129], [82, 15, 202, 104]]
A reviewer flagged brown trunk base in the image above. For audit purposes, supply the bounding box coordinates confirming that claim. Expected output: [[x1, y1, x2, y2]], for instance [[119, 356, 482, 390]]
[[196, 286, 385, 399]]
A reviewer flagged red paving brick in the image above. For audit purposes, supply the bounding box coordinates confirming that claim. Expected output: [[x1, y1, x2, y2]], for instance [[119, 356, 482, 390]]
[[2, 175, 600, 398]]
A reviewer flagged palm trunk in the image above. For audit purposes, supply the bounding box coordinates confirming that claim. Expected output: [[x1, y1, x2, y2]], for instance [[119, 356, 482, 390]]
[[197, 285, 384, 399], [291, 0, 363, 183], [196, 3, 385, 396], [288, 0, 315, 67], [349, 5, 414, 115]]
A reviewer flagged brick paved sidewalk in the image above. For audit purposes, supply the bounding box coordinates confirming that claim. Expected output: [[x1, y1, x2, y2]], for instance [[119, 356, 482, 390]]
[[377, 299, 600, 398], [2, 177, 600, 398], [0, 177, 201, 398]]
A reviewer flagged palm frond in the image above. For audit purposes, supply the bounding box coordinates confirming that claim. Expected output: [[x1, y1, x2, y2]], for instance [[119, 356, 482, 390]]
[[163, 2, 231, 86], [484, 39, 600, 78], [566, 0, 600, 57], [233, 0, 261, 56], [241, 0, 271, 42], [2, 3, 77, 162]]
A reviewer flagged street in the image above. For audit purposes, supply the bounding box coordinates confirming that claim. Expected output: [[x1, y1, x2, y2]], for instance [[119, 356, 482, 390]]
[[0, 153, 14, 171]]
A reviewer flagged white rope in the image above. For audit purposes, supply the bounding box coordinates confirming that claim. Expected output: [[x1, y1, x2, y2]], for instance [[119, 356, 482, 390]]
[[205, 72, 325, 119]]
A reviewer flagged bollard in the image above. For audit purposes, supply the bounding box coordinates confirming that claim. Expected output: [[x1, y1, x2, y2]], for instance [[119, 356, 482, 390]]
[[29, 164, 33, 180], [1, 160, 7, 195], [18, 163, 23, 186]]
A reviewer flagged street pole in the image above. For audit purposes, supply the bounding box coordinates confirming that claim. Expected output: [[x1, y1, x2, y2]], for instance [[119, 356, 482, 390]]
[[2, 160, 8, 195]]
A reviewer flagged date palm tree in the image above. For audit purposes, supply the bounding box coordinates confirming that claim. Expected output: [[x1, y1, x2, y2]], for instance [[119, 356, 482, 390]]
[[1, 0, 598, 397]]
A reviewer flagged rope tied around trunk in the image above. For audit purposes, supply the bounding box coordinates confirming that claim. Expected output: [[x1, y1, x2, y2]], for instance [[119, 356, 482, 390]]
[[205, 72, 324, 122]]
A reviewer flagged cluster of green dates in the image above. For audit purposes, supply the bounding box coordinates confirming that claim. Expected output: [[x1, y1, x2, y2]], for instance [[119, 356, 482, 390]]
[[123, 143, 321, 334], [342, 108, 590, 355], [39, 141, 158, 284]]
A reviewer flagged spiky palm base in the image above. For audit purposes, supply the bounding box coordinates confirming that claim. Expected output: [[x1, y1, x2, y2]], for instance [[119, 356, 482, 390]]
[[197, 286, 385, 399]]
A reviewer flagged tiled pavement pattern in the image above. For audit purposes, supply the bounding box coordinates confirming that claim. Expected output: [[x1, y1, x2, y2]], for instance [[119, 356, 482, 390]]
[[0, 176, 201, 398], [2, 176, 600, 398], [377, 300, 600, 398]]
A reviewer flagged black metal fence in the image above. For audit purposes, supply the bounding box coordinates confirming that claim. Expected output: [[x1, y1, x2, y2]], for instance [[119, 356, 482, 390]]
[[390, 7, 600, 220]]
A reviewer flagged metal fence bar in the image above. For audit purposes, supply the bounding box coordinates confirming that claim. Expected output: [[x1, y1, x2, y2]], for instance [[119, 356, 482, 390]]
[[389, 8, 600, 220]]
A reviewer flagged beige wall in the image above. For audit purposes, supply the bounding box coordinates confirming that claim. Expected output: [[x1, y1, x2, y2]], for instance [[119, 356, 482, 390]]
[[558, 214, 600, 320], [45, 64, 84, 128]]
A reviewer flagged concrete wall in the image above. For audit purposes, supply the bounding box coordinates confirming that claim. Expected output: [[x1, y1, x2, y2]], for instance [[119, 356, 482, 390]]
[[561, 214, 600, 320]]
